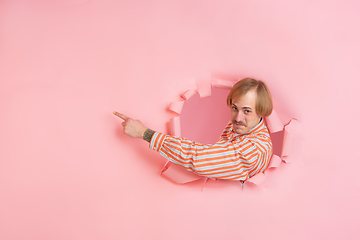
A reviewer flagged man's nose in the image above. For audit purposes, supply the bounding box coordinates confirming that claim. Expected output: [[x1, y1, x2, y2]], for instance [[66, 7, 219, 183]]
[[235, 112, 245, 122]]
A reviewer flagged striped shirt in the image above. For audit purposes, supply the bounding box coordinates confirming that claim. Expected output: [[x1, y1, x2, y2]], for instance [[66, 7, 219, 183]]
[[149, 119, 272, 181]]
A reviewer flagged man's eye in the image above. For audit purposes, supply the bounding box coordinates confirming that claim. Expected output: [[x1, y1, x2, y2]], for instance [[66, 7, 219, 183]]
[[245, 110, 251, 114], [232, 106, 237, 111]]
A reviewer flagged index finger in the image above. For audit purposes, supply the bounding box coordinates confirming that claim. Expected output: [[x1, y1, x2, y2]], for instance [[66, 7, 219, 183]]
[[113, 111, 129, 121]]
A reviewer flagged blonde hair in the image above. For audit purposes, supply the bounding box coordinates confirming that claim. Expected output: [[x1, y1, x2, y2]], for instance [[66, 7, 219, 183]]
[[227, 78, 273, 117]]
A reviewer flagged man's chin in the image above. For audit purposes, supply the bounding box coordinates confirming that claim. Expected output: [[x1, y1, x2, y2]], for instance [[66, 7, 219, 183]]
[[234, 127, 246, 135]]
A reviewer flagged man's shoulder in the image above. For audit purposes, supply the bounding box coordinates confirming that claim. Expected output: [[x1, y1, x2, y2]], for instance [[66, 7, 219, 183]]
[[242, 125, 272, 146]]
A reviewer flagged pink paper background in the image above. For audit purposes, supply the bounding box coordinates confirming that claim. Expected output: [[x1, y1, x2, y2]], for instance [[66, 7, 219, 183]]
[[1, 0, 360, 239]]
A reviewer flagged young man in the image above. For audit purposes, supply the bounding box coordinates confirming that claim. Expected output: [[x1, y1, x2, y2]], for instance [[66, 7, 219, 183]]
[[114, 78, 273, 181]]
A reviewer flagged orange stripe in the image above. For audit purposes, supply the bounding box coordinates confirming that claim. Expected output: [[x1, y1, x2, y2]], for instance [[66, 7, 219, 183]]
[[243, 148, 258, 158], [152, 133, 161, 151]]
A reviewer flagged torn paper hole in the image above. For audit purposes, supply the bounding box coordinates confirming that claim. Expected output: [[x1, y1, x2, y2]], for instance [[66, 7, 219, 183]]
[[162, 75, 301, 188]]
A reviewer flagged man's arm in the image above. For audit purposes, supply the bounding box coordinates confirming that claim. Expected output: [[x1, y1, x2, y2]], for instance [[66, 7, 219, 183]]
[[113, 111, 272, 181]]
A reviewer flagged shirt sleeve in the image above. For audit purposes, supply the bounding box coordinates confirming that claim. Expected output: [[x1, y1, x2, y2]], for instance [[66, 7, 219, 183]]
[[149, 129, 270, 181]]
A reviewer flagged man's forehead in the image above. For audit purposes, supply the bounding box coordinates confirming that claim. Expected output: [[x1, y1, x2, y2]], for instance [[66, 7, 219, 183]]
[[232, 90, 257, 106]]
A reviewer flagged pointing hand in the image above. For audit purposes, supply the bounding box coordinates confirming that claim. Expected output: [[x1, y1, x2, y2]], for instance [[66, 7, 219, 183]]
[[113, 111, 147, 138]]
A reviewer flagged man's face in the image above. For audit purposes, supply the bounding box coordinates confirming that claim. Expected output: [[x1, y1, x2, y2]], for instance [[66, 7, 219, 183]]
[[230, 90, 261, 135]]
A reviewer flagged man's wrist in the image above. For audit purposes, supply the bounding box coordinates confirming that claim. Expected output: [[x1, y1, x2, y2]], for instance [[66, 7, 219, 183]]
[[143, 129, 155, 142]]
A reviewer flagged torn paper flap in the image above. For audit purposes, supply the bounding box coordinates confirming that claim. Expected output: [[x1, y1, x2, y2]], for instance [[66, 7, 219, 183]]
[[160, 161, 171, 174], [281, 119, 300, 163], [265, 109, 284, 133], [196, 80, 212, 98], [161, 162, 203, 184], [201, 178, 210, 191], [169, 100, 184, 114], [181, 89, 197, 100], [247, 173, 266, 185], [211, 78, 235, 89], [268, 154, 282, 168], [170, 116, 181, 137]]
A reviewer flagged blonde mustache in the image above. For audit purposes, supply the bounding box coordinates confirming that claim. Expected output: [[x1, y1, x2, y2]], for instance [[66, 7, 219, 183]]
[[232, 121, 247, 127]]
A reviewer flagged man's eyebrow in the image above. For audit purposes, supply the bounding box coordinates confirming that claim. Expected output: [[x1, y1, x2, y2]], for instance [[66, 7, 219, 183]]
[[232, 104, 253, 110]]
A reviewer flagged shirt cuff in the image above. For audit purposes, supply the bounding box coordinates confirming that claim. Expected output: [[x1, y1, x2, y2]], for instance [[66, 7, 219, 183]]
[[149, 132, 166, 152]]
